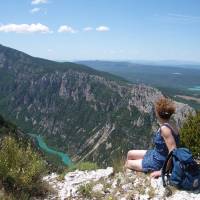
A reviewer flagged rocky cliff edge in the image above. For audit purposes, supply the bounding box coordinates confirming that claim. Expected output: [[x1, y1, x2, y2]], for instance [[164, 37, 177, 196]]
[[43, 167, 200, 200]]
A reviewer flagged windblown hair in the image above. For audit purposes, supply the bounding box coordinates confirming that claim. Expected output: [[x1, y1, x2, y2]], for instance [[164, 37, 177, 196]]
[[155, 97, 176, 120]]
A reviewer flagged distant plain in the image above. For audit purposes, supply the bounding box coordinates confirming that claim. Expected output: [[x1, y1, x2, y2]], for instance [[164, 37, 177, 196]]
[[78, 61, 200, 110]]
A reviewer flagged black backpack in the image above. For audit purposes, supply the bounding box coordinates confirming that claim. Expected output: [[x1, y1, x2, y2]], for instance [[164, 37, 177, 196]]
[[162, 148, 200, 191]]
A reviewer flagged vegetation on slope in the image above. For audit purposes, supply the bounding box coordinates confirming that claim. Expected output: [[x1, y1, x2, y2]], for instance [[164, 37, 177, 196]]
[[0, 115, 52, 199], [180, 111, 200, 158]]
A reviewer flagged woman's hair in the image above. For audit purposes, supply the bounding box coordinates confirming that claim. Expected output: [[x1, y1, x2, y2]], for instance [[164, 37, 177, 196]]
[[155, 97, 175, 120]]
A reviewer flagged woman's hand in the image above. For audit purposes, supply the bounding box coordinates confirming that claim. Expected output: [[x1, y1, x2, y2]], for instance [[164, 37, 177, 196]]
[[150, 170, 161, 178]]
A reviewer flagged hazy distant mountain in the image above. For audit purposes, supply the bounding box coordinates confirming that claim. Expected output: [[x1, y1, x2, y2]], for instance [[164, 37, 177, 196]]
[[77, 60, 200, 90], [0, 45, 193, 166], [129, 60, 200, 68]]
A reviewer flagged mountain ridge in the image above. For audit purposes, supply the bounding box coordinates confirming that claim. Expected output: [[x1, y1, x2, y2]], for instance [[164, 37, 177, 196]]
[[0, 44, 128, 83]]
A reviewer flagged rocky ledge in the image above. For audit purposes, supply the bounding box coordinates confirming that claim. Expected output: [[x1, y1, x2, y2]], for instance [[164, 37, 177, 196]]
[[43, 167, 200, 200]]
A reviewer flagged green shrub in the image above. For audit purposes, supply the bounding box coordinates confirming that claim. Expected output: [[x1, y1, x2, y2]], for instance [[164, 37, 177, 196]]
[[74, 162, 98, 171], [180, 112, 200, 158], [0, 136, 46, 195], [111, 156, 125, 173], [67, 161, 98, 172], [78, 183, 93, 199]]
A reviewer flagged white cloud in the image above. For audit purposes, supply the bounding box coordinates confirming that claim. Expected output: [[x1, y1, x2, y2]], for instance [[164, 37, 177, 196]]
[[58, 25, 77, 33], [31, 0, 48, 5], [83, 27, 93, 32], [0, 23, 51, 33], [96, 26, 110, 32], [30, 7, 40, 14]]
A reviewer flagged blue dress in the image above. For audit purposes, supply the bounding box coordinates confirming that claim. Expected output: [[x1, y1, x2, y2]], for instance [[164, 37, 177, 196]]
[[142, 123, 179, 172]]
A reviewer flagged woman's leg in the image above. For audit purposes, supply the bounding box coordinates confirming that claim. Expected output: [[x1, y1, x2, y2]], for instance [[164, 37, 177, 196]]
[[127, 150, 147, 160], [125, 150, 147, 171], [125, 159, 143, 171]]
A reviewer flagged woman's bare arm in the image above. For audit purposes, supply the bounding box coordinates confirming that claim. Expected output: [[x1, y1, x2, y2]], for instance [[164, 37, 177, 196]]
[[160, 126, 177, 152]]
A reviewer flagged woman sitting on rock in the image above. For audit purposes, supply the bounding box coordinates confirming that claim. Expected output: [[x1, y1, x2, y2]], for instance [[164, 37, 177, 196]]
[[125, 97, 179, 178]]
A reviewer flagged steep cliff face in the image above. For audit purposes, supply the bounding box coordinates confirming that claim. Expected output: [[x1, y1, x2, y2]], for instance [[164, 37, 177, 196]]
[[0, 44, 194, 166]]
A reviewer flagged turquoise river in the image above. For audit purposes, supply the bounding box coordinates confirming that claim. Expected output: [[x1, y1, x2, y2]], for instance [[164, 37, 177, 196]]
[[29, 133, 73, 167]]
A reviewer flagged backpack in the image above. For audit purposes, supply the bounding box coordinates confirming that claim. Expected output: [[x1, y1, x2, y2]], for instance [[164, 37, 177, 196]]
[[162, 148, 200, 190]]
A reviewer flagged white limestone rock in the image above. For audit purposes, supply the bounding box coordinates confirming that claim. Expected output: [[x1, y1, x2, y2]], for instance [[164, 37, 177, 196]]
[[43, 168, 200, 200], [43, 167, 113, 200]]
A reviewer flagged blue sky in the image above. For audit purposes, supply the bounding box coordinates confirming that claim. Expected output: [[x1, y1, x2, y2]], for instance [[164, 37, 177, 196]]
[[0, 0, 200, 61]]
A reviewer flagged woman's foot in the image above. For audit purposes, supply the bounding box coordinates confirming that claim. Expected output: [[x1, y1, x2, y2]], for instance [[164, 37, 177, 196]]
[[150, 170, 161, 178]]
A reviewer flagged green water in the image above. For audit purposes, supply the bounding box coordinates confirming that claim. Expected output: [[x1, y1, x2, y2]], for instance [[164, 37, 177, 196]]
[[188, 86, 200, 91], [29, 133, 73, 167]]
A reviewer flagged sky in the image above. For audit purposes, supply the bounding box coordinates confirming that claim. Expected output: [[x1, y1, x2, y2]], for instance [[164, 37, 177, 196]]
[[0, 0, 200, 62]]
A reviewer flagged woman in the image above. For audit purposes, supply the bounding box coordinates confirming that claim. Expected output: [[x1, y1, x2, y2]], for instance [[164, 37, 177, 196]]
[[125, 97, 179, 178]]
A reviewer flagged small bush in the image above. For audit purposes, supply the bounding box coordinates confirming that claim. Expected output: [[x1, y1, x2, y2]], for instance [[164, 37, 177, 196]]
[[112, 156, 125, 173], [74, 162, 98, 171], [78, 183, 93, 199], [180, 112, 200, 158], [66, 161, 98, 172], [0, 136, 47, 196]]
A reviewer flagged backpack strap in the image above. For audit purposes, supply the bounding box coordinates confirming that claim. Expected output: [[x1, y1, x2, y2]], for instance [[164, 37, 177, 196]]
[[162, 150, 174, 187]]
